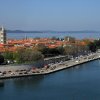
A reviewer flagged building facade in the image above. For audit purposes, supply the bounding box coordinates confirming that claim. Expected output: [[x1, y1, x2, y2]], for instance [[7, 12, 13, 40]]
[[0, 27, 6, 44]]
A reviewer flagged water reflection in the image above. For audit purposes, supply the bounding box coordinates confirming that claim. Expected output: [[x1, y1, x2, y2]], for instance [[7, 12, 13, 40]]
[[0, 80, 4, 87], [12, 75, 45, 89], [98, 59, 100, 65]]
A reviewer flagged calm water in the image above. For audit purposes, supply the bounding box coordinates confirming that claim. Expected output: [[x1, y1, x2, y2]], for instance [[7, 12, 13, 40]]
[[7, 32, 100, 39], [0, 60, 100, 100]]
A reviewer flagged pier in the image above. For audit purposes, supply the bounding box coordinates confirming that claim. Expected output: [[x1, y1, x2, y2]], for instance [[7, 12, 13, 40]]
[[0, 52, 100, 79]]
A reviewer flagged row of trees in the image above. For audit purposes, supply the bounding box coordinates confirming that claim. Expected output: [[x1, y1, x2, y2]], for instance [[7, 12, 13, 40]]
[[88, 39, 100, 52], [2, 48, 44, 64], [33, 43, 89, 57]]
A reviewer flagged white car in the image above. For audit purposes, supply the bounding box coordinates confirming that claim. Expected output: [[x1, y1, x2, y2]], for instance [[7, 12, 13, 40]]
[[0, 72, 3, 76], [75, 60, 79, 63]]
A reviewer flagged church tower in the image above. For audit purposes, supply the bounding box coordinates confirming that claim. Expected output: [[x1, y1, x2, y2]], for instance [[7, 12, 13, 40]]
[[0, 27, 6, 44]]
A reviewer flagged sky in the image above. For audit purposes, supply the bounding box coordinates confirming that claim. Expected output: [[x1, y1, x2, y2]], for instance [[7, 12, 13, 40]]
[[0, 0, 100, 31]]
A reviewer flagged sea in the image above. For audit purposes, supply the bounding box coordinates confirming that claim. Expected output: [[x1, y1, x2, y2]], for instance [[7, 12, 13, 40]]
[[7, 32, 100, 39], [0, 32, 100, 100], [0, 60, 100, 100]]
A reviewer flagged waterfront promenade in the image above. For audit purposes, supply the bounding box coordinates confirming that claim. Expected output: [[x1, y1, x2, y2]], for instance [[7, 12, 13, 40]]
[[0, 52, 100, 79]]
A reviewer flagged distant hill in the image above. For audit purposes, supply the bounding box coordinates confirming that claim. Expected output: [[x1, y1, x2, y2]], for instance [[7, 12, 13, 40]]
[[6, 30, 100, 33], [6, 30, 44, 33]]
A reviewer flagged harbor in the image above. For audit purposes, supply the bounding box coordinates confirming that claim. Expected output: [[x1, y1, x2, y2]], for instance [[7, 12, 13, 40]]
[[0, 52, 100, 79]]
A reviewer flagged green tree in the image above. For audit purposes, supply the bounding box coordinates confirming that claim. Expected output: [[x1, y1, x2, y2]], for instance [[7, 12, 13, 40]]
[[88, 42, 96, 52], [3, 51, 14, 61], [14, 48, 44, 63], [57, 46, 64, 55], [0, 55, 4, 64], [14, 48, 25, 63], [64, 45, 75, 55]]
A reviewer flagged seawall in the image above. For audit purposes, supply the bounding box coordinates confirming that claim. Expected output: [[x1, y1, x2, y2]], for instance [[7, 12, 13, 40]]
[[0, 52, 100, 79]]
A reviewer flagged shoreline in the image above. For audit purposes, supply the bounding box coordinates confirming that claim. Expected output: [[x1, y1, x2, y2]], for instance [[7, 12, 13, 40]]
[[0, 52, 100, 79]]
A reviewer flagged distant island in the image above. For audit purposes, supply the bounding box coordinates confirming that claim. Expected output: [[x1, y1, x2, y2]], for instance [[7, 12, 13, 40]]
[[6, 30, 100, 33]]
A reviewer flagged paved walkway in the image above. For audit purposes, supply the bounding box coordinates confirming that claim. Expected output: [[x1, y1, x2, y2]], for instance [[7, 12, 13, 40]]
[[0, 52, 100, 79]]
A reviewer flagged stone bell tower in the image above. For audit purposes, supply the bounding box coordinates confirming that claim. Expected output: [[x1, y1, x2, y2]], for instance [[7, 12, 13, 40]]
[[0, 26, 6, 44]]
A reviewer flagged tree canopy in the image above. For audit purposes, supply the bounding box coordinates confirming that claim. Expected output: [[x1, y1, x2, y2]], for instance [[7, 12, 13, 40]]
[[0, 55, 4, 64], [88, 39, 100, 52], [14, 48, 44, 63]]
